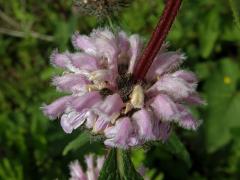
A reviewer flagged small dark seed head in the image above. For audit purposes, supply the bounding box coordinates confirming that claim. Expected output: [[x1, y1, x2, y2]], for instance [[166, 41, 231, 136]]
[[116, 74, 134, 102], [99, 88, 113, 97], [74, 0, 132, 18]]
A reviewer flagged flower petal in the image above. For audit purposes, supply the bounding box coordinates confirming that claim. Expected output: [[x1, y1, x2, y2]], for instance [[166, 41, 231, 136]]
[[52, 73, 90, 92], [92, 114, 110, 133], [98, 93, 124, 115], [71, 92, 102, 112], [152, 120, 171, 141], [184, 93, 206, 105], [85, 154, 98, 180], [96, 156, 105, 171], [150, 94, 179, 121], [85, 110, 97, 129], [69, 160, 87, 180], [104, 117, 133, 148], [89, 69, 113, 83], [72, 32, 97, 54], [146, 52, 185, 80], [172, 70, 198, 83], [69, 53, 99, 71], [128, 35, 142, 73], [42, 96, 73, 119], [85, 154, 94, 169], [50, 49, 70, 68], [132, 109, 155, 140], [118, 31, 130, 55], [147, 75, 196, 100], [60, 109, 88, 133], [176, 105, 201, 130]]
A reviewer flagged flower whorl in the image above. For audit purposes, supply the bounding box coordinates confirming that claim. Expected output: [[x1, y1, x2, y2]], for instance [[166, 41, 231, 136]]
[[42, 28, 204, 148], [74, 0, 131, 17], [69, 154, 104, 180]]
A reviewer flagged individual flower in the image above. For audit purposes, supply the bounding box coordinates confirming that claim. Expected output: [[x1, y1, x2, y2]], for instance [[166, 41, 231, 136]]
[[42, 28, 204, 149], [69, 154, 104, 180]]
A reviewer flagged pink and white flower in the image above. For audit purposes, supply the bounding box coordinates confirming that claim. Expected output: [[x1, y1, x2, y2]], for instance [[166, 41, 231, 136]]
[[69, 154, 148, 180], [69, 154, 104, 180], [42, 28, 204, 148]]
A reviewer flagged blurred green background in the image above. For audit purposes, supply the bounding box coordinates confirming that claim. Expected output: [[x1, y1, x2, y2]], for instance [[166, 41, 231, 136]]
[[0, 0, 240, 179]]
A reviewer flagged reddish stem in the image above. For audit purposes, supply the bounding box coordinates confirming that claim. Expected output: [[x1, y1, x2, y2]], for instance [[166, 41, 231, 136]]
[[133, 0, 182, 81]]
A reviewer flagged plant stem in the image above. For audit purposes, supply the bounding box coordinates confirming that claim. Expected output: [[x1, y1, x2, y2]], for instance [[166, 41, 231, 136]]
[[0, 27, 54, 42], [0, 10, 20, 28], [133, 0, 182, 81]]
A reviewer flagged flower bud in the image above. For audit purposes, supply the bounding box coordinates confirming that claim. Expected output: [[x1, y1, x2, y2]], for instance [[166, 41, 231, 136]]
[[130, 85, 144, 109]]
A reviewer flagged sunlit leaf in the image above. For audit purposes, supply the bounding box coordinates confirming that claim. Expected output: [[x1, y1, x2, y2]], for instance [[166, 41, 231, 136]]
[[204, 58, 240, 152], [228, 0, 240, 30], [63, 131, 90, 155]]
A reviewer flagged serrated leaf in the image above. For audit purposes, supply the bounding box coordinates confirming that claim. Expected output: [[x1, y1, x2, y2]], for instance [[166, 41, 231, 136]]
[[62, 131, 89, 155], [165, 133, 192, 168]]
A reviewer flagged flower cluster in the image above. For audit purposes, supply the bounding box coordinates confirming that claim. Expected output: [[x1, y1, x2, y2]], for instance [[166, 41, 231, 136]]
[[74, 0, 130, 17], [42, 28, 204, 148], [69, 154, 147, 180], [69, 154, 104, 180]]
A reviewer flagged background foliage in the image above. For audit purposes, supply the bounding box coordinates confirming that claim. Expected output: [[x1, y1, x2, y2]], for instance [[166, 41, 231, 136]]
[[0, 0, 240, 179]]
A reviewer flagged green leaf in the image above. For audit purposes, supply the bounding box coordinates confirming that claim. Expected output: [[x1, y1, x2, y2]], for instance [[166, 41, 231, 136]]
[[165, 133, 192, 168], [198, 9, 220, 58], [131, 149, 145, 167], [53, 17, 77, 49], [62, 131, 90, 155], [146, 169, 164, 180], [204, 58, 240, 153], [99, 149, 121, 180], [99, 149, 143, 180], [0, 159, 23, 180], [195, 62, 211, 80], [228, 0, 240, 30], [120, 150, 144, 180]]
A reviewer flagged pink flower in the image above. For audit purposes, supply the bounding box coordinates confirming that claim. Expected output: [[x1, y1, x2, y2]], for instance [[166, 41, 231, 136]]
[[42, 28, 204, 148], [69, 154, 104, 180], [147, 74, 196, 100], [176, 104, 201, 130], [69, 160, 87, 180], [69, 154, 147, 180], [150, 94, 179, 121], [52, 73, 90, 93], [71, 92, 102, 111], [146, 51, 186, 81], [132, 109, 155, 140], [104, 117, 134, 148], [42, 96, 73, 119]]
